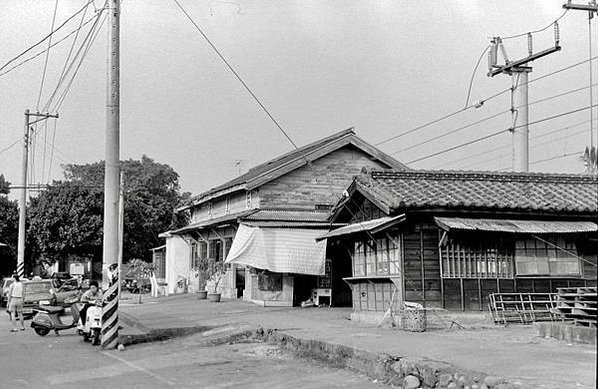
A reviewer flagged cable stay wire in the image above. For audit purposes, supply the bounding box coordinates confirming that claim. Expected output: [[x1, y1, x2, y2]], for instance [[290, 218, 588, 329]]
[[464, 45, 490, 109], [171, 0, 299, 150], [407, 103, 598, 165], [0, 0, 96, 73], [500, 9, 569, 40]]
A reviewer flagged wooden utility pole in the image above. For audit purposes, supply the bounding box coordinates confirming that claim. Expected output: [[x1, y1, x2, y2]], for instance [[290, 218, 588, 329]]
[[101, 0, 120, 349], [17, 110, 58, 278], [488, 27, 561, 172]]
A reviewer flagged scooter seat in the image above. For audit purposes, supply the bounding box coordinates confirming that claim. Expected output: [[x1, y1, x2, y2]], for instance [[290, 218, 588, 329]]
[[37, 305, 65, 314]]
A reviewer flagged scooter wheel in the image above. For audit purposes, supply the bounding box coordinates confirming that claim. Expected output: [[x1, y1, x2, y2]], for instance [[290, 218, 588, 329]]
[[83, 333, 90, 342], [34, 327, 50, 337]]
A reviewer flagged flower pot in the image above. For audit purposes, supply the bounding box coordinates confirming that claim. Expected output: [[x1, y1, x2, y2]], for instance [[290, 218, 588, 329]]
[[197, 290, 207, 300], [207, 293, 221, 302]]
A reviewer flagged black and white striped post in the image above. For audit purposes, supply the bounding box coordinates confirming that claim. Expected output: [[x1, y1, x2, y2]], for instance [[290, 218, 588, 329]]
[[101, 0, 120, 349]]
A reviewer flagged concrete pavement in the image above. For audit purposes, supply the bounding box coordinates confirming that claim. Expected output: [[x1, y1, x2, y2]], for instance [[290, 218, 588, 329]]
[[119, 294, 597, 389]]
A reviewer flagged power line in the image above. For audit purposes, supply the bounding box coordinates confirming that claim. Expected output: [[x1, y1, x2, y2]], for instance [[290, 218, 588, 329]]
[[391, 109, 510, 155], [408, 104, 598, 165], [171, 0, 299, 150], [0, 138, 22, 157], [464, 45, 490, 108], [0, 11, 99, 78], [500, 9, 569, 40], [36, 0, 60, 111], [530, 151, 582, 166], [0, 0, 95, 73]]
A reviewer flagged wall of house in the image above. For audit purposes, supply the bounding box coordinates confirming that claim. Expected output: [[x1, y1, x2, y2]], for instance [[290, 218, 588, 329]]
[[190, 190, 259, 223], [244, 272, 294, 306], [259, 146, 390, 210], [164, 234, 191, 294]]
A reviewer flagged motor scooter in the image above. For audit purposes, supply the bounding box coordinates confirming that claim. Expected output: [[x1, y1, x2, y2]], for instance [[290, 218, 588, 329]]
[[30, 296, 82, 336], [78, 299, 103, 346]]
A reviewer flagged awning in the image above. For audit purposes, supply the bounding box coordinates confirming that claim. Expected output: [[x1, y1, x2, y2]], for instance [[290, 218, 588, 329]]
[[434, 217, 598, 234], [224, 224, 327, 275], [316, 214, 406, 241]]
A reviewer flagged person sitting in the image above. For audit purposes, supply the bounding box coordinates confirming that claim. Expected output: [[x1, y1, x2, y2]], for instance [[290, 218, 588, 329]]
[[79, 280, 102, 326]]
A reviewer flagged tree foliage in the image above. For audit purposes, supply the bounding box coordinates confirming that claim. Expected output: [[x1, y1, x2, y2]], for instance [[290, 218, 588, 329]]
[[582, 146, 598, 175], [28, 155, 189, 271], [0, 175, 19, 276]]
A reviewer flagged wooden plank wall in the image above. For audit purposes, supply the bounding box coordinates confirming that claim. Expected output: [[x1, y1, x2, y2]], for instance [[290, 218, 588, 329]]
[[402, 221, 442, 308], [351, 281, 402, 312]]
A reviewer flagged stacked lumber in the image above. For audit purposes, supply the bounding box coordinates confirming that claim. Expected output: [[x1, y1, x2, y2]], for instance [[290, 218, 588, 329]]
[[555, 287, 597, 328]]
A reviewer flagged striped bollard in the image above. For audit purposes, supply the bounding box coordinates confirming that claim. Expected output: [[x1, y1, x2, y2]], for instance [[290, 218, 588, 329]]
[[101, 268, 119, 349]]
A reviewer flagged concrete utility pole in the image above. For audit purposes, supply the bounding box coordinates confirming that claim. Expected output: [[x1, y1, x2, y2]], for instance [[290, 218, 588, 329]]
[[17, 110, 58, 278], [488, 27, 561, 172], [563, 0, 598, 151], [101, 0, 120, 349]]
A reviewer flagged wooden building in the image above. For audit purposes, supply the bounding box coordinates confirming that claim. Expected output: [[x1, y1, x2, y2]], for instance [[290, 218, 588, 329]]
[[318, 170, 598, 323], [159, 129, 406, 305]]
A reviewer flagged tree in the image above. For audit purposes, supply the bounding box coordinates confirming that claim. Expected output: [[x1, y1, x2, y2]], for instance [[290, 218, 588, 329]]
[[0, 175, 18, 276], [28, 155, 189, 275], [581, 146, 598, 175]]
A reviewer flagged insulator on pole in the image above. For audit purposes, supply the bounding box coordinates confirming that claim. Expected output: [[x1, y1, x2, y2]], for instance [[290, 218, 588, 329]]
[[527, 33, 533, 56], [554, 22, 560, 45], [488, 39, 498, 71]]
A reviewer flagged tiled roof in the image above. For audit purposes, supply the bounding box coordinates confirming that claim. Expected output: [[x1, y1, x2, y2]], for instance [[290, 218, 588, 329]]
[[181, 128, 407, 209], [169, 209, 258, 234], [354, 170, 598, 214]]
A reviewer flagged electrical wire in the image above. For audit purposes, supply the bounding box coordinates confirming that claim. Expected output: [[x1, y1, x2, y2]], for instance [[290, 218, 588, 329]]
[[36, 0, 60, 111], [0, 138, 22, 157], [171, 0, 299, 150], [0, 12, 99, 78], [530, 151, 582, 166], [407, 104, 598, 165], [0, 0, 95, 73], [500, 9, 569, 40], [464, 45, 490, 109], [391, 109, 510, 156]]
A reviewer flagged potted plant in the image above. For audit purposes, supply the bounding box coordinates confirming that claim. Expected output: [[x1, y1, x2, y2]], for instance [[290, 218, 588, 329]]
[[195, 257, 209, 299], [206, 259, 227, 302]]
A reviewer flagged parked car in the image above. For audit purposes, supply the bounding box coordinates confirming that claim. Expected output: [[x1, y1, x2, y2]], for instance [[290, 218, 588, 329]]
[[51, 278, 91, 307], [0, 277, 14, 307], [22, 280, 57, 318]]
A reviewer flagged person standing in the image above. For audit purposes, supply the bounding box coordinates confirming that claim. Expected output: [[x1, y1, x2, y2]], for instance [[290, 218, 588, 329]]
[[7, 274, 25, 332]]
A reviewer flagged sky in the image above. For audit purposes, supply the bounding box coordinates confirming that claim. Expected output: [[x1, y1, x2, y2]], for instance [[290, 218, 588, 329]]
[[1, 0, 596, 199]]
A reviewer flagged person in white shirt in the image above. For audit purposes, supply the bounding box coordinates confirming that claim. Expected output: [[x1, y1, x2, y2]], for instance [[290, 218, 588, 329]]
[[7, 274, 25, 332]]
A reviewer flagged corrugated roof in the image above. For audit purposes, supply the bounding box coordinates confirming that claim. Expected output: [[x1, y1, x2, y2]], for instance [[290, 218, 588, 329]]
[[170, 209, 258, 234], [242, 209, 331, 222], [180, 129, 407, 210], [316, 214, 406, 241], [354, 170, 598, 214], [434, 217, 598, 234]]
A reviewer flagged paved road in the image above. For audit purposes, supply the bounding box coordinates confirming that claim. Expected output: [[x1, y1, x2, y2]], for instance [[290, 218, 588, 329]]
[[0, 312, 381, 388]]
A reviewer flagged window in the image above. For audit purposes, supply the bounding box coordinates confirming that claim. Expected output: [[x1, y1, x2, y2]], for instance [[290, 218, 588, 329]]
[[246, 191, 252, 209], [209, 239, 223, 261], [224, 237, 233, 259], [199, 242, 208, 259], [190, 242, 198, 268], [258, 271, 283, 291], [440, 236, 513, 278], [515, 237, 580, 277], [354, 241, 366, 276], [353, 236, 403, 277], [225, 196, 231, 214]]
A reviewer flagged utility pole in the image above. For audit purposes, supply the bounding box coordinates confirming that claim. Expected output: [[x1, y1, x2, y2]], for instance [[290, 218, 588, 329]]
[[101, 0, 120, 349], [17, 110, 58, 278], [563, 0, 598, 151], [488, 25, 561, 172]]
